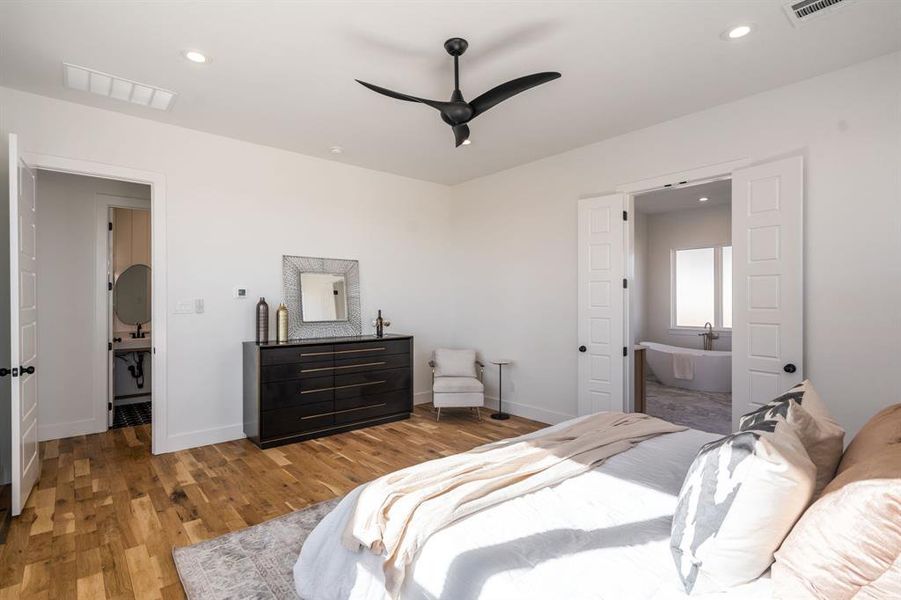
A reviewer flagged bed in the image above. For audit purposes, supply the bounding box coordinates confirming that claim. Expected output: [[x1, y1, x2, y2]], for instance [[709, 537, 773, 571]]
[[293, 416, 774, 600]]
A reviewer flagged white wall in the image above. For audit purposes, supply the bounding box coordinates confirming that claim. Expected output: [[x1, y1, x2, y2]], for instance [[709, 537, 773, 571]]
[[450, 52, 901, 437], [643, 204, 732, 352], [0, 86, 455, 452], [35, 171, 151, 440]]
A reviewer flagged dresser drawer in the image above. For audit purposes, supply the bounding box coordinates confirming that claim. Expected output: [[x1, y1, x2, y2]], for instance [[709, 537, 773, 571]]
[[261, 375, 334, 410], [261, 400, 335, 438], [333, 368, 410, 400], [261, 344, 334, 366], [332, 352, 410, 376], [334, 390, 411, 424], [332, 339, 410, 359], [261, 362, 335, 383]]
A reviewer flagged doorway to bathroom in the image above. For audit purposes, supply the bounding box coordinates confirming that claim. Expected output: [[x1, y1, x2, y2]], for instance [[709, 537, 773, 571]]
[[631, 179, 733, 434], [34, 170, 153, 442], [108, 205, 153, 430]]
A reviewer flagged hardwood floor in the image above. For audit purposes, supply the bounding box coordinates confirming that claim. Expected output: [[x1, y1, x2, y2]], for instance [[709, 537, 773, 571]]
[[0, 405, 544, 599]]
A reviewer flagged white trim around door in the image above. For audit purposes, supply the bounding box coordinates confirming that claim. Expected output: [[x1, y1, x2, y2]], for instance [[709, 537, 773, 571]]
[[23, 152, 169, 455]]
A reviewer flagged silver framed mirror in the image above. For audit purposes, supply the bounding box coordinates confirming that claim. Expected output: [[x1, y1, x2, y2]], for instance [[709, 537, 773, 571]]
[[283, 255, 361, 338]]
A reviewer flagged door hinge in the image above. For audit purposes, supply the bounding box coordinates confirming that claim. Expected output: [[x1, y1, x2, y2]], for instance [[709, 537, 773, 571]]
[[108, 401, 113, 410], [623, 347, 628, 357], [108, 222, 113, 231], [108, 342, 113, 351], [108, 281, 113, 291], [623, 278, 628, 289], [623, 210, 628, 221]]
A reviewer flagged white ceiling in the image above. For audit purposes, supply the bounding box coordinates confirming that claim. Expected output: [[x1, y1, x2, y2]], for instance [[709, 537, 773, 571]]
[[1, 1, 899, 185], [635, 179, 731, 214]]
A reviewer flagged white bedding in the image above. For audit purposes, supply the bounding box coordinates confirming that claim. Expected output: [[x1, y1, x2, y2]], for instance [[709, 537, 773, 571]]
[[294, 417, 773, 600]]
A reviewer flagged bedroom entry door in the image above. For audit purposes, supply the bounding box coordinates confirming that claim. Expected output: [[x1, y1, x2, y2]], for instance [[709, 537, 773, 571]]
[[6, 133, 41, 516], [577, 193, 626, 415], [731, 156, 804, 428]]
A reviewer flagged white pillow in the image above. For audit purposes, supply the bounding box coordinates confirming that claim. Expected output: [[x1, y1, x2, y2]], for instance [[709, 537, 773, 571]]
[[433, 348, 477, 378], [670, 418, 816, 594], [738, 379, 844, 497]]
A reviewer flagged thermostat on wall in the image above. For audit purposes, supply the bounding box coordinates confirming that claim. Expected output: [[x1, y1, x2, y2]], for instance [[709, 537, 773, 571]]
[[234, 287, 248, 299]]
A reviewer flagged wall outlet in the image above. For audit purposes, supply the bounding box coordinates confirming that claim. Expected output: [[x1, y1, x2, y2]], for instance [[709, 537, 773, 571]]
[[194, 298, 205, 314], [234, 287, 247, 299], [175, 300, 193, 314]]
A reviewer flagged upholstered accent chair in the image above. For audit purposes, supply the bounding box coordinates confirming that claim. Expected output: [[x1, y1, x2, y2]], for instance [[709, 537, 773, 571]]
[[429, 348, 485, 421]]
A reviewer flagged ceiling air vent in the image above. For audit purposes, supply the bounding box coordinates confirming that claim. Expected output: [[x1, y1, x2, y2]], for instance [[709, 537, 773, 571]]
[[63, 63, 177, 111], [783, 0, 856, 27]]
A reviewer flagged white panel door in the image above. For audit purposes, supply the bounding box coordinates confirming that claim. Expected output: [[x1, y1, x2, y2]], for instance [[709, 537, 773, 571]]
[[732, 156, 803, 428], [578, 194, 625, 415], [8, 133, 40, 516]]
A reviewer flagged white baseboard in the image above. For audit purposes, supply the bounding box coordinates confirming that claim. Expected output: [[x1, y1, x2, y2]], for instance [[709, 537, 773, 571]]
[[484, 395, 575, 425], [416, 390, 574, 426], [161, 423, 246, 454], [39, 418, 104, 442]]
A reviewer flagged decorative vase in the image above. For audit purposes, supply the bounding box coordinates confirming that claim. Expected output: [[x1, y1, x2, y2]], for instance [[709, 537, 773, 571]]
[[372, 309, 391, 338], [277, 303, 289, 342], [256, 297, 269, 343]]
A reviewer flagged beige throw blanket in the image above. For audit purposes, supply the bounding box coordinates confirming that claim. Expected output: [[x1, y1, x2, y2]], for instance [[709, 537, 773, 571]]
[[341, 411, 686, 596]]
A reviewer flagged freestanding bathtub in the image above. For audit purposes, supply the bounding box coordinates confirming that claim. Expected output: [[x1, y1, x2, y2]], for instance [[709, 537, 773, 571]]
[[639, 341, 731, 393]]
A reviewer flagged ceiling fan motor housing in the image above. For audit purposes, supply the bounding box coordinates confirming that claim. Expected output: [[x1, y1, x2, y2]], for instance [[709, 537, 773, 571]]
[[444, 38, 469, 56]]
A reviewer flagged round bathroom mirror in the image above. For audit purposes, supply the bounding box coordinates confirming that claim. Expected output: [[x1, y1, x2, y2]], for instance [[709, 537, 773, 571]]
[[114, 264, 151, 325]]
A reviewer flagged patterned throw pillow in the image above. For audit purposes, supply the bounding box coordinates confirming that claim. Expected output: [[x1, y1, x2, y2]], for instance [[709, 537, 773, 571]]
[[670, 418, 816, 594], [739, 380, 844, 497]]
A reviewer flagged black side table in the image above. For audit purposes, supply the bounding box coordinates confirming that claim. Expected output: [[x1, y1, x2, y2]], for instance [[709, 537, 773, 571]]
[[490, 359, 512, 420]]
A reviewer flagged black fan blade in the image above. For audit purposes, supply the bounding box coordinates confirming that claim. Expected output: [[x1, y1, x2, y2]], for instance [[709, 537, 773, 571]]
[[355, 80, 454, 113], [453, 124, 470, 147], [469, 72, 561, 118]]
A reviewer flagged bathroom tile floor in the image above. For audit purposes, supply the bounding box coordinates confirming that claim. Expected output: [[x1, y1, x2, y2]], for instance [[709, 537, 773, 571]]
[[112, 400, 152, 429], [645, 379, 732, 435]]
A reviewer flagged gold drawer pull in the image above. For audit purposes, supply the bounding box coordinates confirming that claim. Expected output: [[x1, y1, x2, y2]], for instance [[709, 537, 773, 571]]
[[300, 380, 386, 395], [301, 361, 386, 373], [300, 402, 387, 420], [335, 380, 385, 391], [333, 347, 386, 354], [299, 347, 386, 357]]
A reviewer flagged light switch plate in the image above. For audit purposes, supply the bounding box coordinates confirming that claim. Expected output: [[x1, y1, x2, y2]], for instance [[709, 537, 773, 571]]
[[194, 298, 205, 314]]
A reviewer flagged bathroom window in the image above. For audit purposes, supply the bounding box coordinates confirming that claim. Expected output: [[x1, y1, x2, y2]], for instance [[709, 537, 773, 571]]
[[672, 245, 732, 329]]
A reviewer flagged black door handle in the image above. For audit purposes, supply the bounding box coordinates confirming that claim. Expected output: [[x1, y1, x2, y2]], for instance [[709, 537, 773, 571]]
[[20, 366, 35, 375], [783, 363, 797, 374], [578, 345, 587, 353], [0, 368, 9, 377]]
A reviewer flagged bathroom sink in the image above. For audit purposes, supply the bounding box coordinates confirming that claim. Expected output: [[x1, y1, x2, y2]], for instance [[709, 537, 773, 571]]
[[114, 336, 152, 351]]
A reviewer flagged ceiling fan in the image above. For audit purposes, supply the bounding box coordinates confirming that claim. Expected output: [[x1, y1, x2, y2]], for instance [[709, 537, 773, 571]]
[[356, 37, 561, 147]]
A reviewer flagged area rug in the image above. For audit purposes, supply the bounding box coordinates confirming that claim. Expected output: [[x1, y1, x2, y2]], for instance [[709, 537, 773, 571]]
[[173, 497, 340, 599]]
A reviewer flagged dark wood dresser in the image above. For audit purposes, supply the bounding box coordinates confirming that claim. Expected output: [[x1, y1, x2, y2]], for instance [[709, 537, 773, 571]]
[[242, 334, 413, 448]]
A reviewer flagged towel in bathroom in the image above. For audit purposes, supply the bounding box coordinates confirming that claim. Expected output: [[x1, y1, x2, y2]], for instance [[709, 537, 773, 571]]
[[672, 353, 695, 380]]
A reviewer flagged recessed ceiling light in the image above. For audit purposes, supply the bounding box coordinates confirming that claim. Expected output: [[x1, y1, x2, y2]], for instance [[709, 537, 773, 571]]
[[461, 139, 472, 146], [723, 24, 753, 40], [698, 197, 709, 202], [183, 50, 208, 64], [329, 146, 344, 155]]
